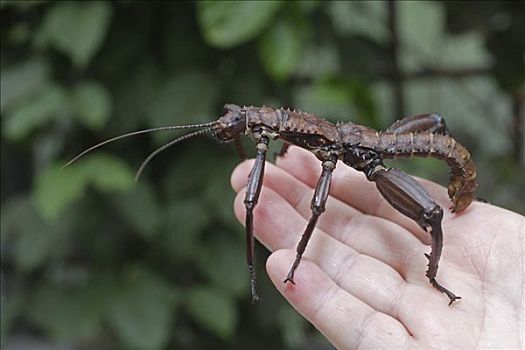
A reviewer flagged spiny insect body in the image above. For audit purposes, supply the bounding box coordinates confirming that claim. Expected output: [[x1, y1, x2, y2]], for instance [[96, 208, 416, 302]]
[[66, 104, 477, 305]]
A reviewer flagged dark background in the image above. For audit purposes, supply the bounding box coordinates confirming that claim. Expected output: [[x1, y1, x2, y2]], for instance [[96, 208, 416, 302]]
[[1, 1, 523, 349]]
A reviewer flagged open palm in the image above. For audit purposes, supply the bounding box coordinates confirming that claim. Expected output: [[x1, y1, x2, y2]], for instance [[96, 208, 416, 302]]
[[231, 146, 524, 350]]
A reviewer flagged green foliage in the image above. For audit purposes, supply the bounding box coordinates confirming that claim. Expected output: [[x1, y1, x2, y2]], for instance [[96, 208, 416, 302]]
[[30, 284, 105, 342], [277, 303, 308, 349], [34, 154, 134, 221], [197, 234, 247, 298], [186, 287, 238, 340], [3, 83, 68, 140], [2, 79, 111, 140], [107, 271, 177, 349], [328, 1, 388, 43], [1, 1, 523, 350], [259, 18, 305, 81], [110, 182, 161, 240], [398, 1, 491, 71], [1, 196, 65, 271], [146, 69, 219, 127], [35, 1, 112, 68], [159, 199, 211, 262], [1, 285, 21, 347], [70, 81, 112, 130], [0, 58, 50, 112], [197, 1, 283, 48]]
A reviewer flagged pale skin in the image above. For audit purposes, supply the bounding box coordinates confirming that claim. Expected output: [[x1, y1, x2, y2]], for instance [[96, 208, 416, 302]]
[[230, 146, 524, 350]]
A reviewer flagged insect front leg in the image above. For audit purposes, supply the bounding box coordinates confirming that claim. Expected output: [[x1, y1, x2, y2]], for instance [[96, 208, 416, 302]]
[[285, 156, 337, 284], [368, 165, 461, 305], [386, 113, 449, 135], [244, 136, 269, 303]]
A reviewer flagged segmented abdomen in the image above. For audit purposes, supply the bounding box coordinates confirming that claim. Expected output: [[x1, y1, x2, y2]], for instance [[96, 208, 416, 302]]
[[366, 132, 477, 212]]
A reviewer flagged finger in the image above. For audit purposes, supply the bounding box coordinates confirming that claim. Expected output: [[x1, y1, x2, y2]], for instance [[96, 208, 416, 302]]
[[276, 146, 454, 243], [231, 159, 424, 278], [232, 185, 448, 323], [233, 185, 307, 251], [231, 158, 471, 333], [231, 158, 364, 237], [267, 249, 412, 350]]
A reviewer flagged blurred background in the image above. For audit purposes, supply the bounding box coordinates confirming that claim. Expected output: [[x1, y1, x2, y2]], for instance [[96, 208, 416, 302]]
[[1, 1, 524, 349]]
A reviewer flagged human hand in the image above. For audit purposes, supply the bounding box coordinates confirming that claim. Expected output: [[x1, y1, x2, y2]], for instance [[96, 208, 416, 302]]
[[231, 145, 524, 349]]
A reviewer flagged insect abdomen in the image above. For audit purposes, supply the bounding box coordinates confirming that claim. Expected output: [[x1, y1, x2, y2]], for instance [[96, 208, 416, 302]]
[[376, 132, 477, 212]]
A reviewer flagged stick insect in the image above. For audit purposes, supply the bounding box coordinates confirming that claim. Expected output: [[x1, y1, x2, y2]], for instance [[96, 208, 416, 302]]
[[66, 104, 477, 305]]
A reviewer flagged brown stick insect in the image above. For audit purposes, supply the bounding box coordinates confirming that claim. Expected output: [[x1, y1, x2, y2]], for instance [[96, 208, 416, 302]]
[[65, 104, 477, 305]]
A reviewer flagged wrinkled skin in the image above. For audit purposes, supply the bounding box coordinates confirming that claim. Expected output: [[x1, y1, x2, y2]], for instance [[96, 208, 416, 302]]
[[231, 146, 524, 350]]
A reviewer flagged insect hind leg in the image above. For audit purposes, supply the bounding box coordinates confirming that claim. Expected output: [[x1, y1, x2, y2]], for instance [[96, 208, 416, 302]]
[[386, 113, 450, 135], [367, 165, 461, 305]]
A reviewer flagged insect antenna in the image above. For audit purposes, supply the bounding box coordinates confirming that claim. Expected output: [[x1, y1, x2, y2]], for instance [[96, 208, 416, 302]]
[[63, 122, 217, 169], [134, 127, 214, 181]]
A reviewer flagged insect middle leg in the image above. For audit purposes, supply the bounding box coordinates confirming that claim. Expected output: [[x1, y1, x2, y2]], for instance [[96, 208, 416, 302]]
[[244, 136, 269, 303], [284, 156, 337, 284], [368, 165, 461, 305]]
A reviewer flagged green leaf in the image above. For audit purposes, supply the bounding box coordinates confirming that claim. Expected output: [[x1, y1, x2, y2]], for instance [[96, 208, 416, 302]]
[[35, 2, 112, 68], [111, 58, 159, 131], [398, 1, 443, 71], [160, 198, 210, 262], [398, 2, 491, 71], [186, 287, 238, 339], [111, 182, 160, 240], [163, 144, 228, 199], [146, 69, 219, 129], [34, 154, 134, 221], [71, 81, 112, 130], [198, 234, 246, 297], [80, 154, 134, 192], [3, 83, 68, 140], [1, 286, 22, 347], [200, 149, 238, 223], [33, 163, 85, 221], [14, 216, 57, 271], [108, 272, 176, 349], [1, 196, 31, 242], [295, 43, 340, 79], [328, 1, 388, 44], [30, 285, 105, 342], [403, 77, 512, 157], [259, 19, 304, 81], [0, 196, 60, 271], [1, 0, 47, 10], [293, 80, 356, 122], [2, 79, 112, 141], [197, 1, 283, 48], [278, 303, 307, 348], [296, 0, 322, 13], [0, 58, 50, 112]]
